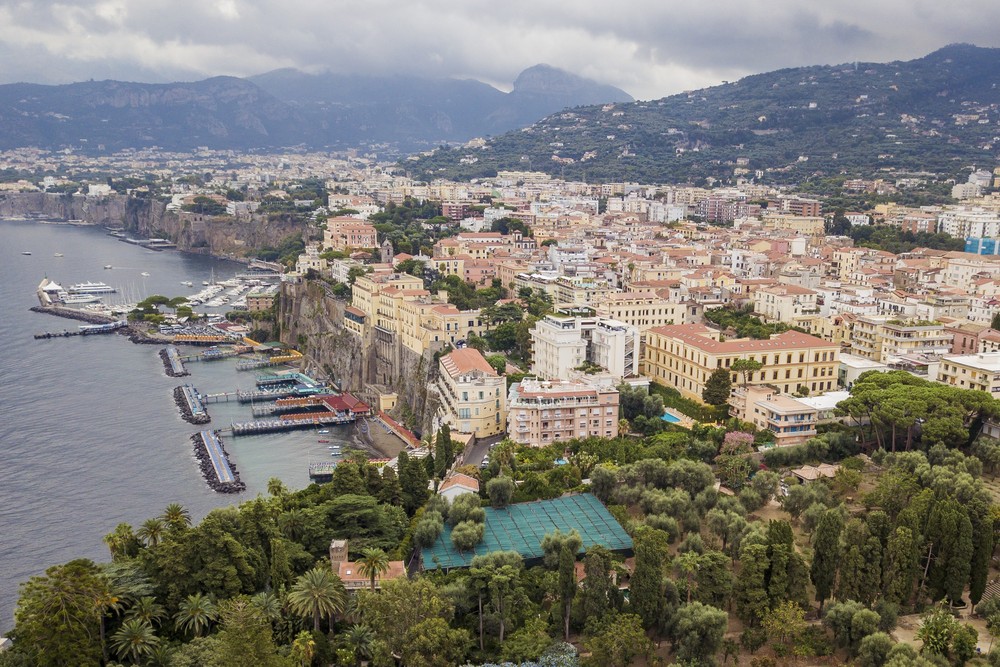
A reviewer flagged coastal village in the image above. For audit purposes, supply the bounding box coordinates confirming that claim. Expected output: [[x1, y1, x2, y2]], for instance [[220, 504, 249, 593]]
[[11, 149, 1000, 665]]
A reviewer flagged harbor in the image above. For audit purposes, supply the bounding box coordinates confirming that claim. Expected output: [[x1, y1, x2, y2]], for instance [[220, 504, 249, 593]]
[[174, 384, 210, 425], [192, 430, 244, 493]]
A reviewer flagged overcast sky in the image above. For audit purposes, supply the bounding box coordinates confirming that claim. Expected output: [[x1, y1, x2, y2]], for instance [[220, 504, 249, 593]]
[[1, 0, 999, 100]]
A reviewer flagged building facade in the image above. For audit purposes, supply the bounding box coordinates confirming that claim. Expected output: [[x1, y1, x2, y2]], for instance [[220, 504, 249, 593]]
[[507, 378, 619, 447], [435, 348, 507, 438]]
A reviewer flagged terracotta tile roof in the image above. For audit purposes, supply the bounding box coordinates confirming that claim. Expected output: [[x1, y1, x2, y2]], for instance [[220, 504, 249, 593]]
[[648, 323, 835, 353], [439, 473, 480, 494], [441, 348, 498, 377]]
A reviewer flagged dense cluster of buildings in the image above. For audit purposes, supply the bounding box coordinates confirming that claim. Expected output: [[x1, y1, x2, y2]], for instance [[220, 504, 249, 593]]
[[276, 167, 1000, 450]]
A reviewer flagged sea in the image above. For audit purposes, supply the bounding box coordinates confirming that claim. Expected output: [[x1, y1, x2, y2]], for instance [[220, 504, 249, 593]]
[[0, 221, 360, 633]]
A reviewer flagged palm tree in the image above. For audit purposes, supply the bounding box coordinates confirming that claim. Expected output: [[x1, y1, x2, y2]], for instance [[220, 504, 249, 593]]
[[146, 643, 174, 667], [290, 630, 316, 667], [356, 548, 391, 592], [279, 509, 305, 541], [287, 567, 347, 633], [267, 477, 287, 498], [252, 590, 284, 627], [126, 596, 166, 627], [136, 518, 165, 547], [174, 592, 218, 638], [345, 624, 376, 663], [111, 618, 159, 664], [93, 588, 123, 664], [161, 503, 191, 531], [492, 439, 517, 473], [676, 551, 701, 604]]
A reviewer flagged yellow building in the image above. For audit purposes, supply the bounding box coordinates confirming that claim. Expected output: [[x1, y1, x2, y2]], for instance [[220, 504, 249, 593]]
[[939, 353, 1000, 395], [753, 284, 820, 325], [642, 324, 840, 402], [592, 291, 702, 330], [435, 348, 507, 437], [850, 316, 952, 363]]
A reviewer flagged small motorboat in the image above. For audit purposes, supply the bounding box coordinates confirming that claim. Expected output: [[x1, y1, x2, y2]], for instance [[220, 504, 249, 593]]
[[104, 265, 113, 269], [54, 253, 64, 257], [318, 439, 331, 443], [318, 429, 330, 434], [21, 251, 31, 255], [140, 272, 150, 277]]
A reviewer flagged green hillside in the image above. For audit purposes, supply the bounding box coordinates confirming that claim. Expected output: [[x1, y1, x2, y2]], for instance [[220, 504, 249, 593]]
[[407, 44, 1000, 185]]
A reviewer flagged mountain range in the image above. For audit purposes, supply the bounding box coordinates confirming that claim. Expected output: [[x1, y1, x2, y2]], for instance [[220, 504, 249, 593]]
[[408, 44, 1000, 185], [0, 65, 632, 154]]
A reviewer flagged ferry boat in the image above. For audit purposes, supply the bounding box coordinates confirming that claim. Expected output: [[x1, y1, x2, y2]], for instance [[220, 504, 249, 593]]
[[67, 281, 116, 294]]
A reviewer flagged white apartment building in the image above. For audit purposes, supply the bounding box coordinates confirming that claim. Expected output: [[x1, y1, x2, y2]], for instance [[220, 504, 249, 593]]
[[939, 353, 1000, 395], [753, 284, 820, 323], [530, 315, 639, 381]]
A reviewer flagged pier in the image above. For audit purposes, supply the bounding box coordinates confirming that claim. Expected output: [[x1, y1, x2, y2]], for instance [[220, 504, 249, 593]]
[[308, 461, 338, 483], [174, 384, 210, 424], [250, 395, 327, 417], [192, 431, 244, 493], [33, 320, 128, 339], [173, 334, 234, 345], [159, 345, 188, 377], [230, 412, 355, 436]]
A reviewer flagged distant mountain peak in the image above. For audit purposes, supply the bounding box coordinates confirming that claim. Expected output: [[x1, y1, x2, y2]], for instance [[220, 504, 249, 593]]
[[512, 64, 633, 102]]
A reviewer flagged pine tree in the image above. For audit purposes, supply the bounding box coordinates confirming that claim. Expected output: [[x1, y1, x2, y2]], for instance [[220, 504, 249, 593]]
[[702, 368, 733, 406]]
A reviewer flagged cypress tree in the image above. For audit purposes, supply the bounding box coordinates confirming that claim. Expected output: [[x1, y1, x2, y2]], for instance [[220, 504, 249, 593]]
[[811, 509, 843, 611], [735, 543, 770, 625]]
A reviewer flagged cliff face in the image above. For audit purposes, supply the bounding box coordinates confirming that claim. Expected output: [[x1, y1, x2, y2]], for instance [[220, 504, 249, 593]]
[[0, 192, 306, 260], [279, 280, 440, 436]]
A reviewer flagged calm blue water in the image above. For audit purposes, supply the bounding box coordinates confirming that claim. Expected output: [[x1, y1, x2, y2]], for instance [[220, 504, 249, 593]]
[[661, 412, 681, 423], [0, 222, 358, 632]]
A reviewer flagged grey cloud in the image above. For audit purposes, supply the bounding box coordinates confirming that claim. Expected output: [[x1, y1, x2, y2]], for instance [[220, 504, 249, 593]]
[[0, 0, 999, 99]]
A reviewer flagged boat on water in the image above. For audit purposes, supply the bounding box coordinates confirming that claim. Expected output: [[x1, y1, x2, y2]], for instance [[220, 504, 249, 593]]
[[21, 251, 31, 255], [140, 272, 150, 277], [318, 439, 331, 443], [58, 292, 102, 305], [180, 280, 194, 287], [67, 281, 116, 294], [318, 429, 330, 434], [54, 253, 64, 257]]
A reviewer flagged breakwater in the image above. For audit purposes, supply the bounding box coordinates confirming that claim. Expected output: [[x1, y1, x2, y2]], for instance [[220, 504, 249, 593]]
[[159, 346, 189, 377], [174, 384, 210, 424], [191, 431, 244, 493], [29, 305, 117, 325]]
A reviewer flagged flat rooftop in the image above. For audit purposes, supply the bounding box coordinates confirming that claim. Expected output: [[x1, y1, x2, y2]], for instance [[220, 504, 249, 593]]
[[421, 493, 632, 570]]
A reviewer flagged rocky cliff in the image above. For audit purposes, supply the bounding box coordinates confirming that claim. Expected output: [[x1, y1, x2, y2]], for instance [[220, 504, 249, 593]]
[[0, 192, 306, 259], [279, 280, 440, 437]]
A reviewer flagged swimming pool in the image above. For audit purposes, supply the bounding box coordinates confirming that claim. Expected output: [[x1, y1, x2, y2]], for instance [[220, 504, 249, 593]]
[[660, 412, 681, 423]]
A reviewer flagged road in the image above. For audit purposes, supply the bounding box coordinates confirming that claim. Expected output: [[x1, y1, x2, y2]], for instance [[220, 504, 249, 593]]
[[462, 433, 506, 468]]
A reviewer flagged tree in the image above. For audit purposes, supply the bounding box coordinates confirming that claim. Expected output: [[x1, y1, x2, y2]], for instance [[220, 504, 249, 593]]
[[703, 367, 733, 405], [287, 567, 347, 633], [174, 592, 218, 638], [761, 600, 807, 648], [13, 559, 112, 667], [630, 528, 670, 630], [578, 546, 618, 622], [162, 503, 192, 531], [735, 543, 770, 625], [558, 543, 577, 641], [359, 578, 454, 660], [357, 547, 391, 592], [673, 602, 728, 664], [452, 520, 485, 551], [584, 613, 653, 667], [401, 617, 471, 667], [486, 475, 515, 508], [732, 358, 763, 386], [110, 618, 159, 664], [502, 616, 552, 663], [290, 631, 316, 667], [125, 596, 166, 627], [915, 605, 959, 657], [213, 596, 287, 667], [677, 551, 702, 604], [398, 451, 430, 515], [811, 509, 844, 611], [857, 632, 895, 667], [470, 551, 526, 646]]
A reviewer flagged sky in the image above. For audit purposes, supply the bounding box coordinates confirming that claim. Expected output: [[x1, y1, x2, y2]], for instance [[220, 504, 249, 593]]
[[1, 0, 999, 100]]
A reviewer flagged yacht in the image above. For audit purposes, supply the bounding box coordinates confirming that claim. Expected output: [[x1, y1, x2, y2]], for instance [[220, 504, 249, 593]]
[[67, 281, 116, 294], [58, 292, 102, 305]]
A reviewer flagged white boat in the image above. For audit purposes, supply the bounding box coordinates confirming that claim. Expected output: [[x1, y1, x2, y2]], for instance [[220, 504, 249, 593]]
[[58, 292, 102, 304], [318, 430, 330, 434], [21, 251, 31, 255], [140, 272, 150, 277], [67, 281, 116, 294], [181, 281, 194, 287], [54, 253, 64, 257], [104, 265, 113, 269]]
